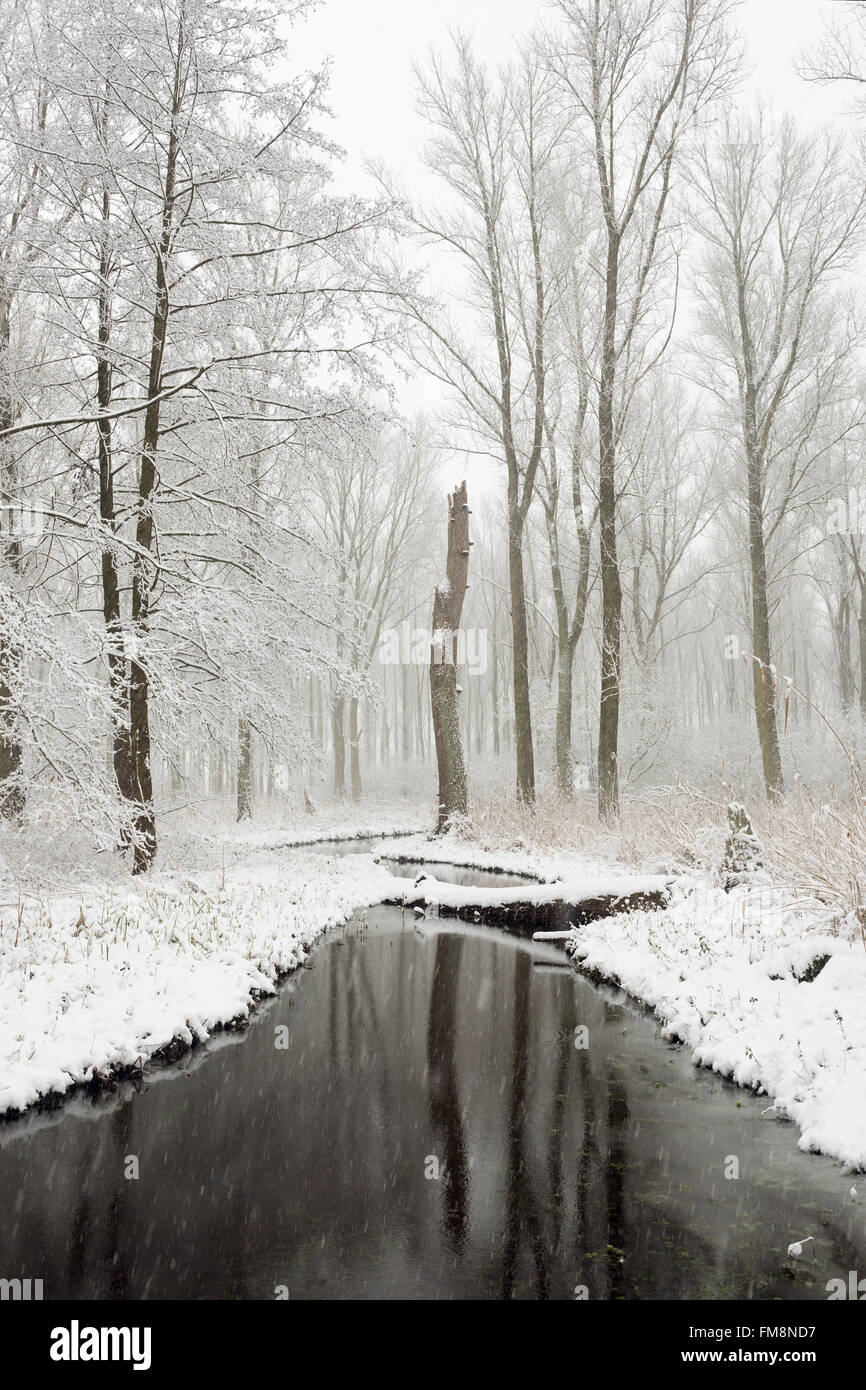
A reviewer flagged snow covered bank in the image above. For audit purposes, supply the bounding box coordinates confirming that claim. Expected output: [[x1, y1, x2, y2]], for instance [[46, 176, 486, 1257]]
[[391, 871, 670, 914], [7, 812, 864, 1179], [0, 850, 398, 1118], [228, 811, 430, 854], [152, 804, 431, 876], [0, 821, 669, 1118], [568, 881, 866, 1170], [376, 830, 645, 884]]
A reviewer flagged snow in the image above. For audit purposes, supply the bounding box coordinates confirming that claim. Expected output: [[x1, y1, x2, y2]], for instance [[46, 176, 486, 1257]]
[[383, 831, 866, 1171], [169, 804, 430, 862], [391, 872, 669, 912], [567, 879, 866, 1171], [0, 848, 398, 1117], [0, 813, 664, 1119], [377, 830, 631, 883], [4, 813, 866, 1177], [240, 815, 429, 851]]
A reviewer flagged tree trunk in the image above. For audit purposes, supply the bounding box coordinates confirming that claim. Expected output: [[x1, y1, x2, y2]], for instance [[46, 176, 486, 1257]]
[[0, 289, 25, 820], [95, 164, 134, 834], [508, 507, 535, 802], [545, 453, 590, 797], [236, 717, 252, 820], [555, 660, 574, 796], [349, 696, 361, 801], [491, 634, 501, 758], [597, 236, 623, 820], [431, 482, 470, 831], [746, 446, 784, 798], [128, 37, 185, 872], [332, 695, 345, 797], [836, 590, 853, 712], [401, 661, 411, 761], [416, 669, 426, 759]]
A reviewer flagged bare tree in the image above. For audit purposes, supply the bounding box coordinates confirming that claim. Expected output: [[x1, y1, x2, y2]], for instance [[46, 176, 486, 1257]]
[[311, 421, 435, 802], [693, 112, 866, 797], [800, 1, 866, 88], [390, 40, 563, 803], [0, 0, 54, 818], [620, 380, 719, 672], [547, 0, 737, 818]]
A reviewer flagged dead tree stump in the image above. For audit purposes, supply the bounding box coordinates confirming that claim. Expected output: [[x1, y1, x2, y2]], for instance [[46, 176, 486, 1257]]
[[431, 481, 470, 831]]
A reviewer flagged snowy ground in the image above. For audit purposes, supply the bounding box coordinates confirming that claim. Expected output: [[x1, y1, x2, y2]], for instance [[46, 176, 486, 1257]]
[[376, 829, 646, 884], [568, 881, 866, 1171], [2, 811, 866, 1175], [0, 801, 432, 1118], [391, 870, 669, 914], [0, 843, 399, 1117]]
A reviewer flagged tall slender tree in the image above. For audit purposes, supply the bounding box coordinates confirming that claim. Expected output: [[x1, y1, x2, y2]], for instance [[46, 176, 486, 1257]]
[[693, 113, 866, 797], [548, 0, 737, 817]]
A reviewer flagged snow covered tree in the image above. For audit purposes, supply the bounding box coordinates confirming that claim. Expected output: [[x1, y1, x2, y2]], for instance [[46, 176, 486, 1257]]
[[693, 113, 866, 798], [547, 0, 738, 818]]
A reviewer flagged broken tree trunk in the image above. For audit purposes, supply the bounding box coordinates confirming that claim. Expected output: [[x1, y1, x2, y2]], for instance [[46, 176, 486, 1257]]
[[431, 481, 470, 831]]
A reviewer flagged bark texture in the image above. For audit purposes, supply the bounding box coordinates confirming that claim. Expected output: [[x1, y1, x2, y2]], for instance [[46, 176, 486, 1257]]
[[431, 482, 470, 831]]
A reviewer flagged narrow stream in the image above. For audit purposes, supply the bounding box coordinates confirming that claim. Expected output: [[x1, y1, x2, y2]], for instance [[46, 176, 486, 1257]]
[[301, 836, 531, 887], [0, 842, 861, 1300]]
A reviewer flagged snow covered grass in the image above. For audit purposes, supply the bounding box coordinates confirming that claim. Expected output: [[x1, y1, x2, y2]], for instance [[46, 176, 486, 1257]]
[[0, 797, 430, 893], [381, 801, 690, 883], [462, 784, 706, 874], [0, 796, 433, 1120], [751, 785, 866, 938], [465, 779, 866, 930], [148, 795, 431, 874], [568, 880, 866, 1170], [0, 849, 397, 1118]]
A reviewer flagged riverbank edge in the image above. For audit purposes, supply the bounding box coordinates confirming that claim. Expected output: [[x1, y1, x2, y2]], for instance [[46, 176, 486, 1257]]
[[5, 833, 862, 1176]]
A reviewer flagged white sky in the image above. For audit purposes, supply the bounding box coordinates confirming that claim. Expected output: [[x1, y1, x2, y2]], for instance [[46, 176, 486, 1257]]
[[294, 0, 857, 184], [291, 0, 863, 454]]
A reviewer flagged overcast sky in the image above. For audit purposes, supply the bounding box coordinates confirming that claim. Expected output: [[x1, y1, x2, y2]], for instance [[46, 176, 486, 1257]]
[[293, 0, 857, 186], [289, 0, 862, 447]]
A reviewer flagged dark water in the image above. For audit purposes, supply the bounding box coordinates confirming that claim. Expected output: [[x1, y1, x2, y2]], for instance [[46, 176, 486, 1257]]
[[0, 903, 862, 1301]]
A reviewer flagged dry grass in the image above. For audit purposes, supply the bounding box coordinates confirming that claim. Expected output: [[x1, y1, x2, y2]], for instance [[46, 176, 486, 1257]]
[[466, 771, 866, 938], [465, 780, 727, 871], [751, 783, 866, 939]]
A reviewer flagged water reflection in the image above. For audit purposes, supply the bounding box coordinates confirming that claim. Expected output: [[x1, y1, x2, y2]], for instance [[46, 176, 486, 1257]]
[[426, 934, 468, 1252], [0, 906, 862, 1301]]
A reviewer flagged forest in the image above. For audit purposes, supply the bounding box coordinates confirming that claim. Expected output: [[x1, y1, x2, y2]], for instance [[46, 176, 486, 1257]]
[[1, 0, 866, 1319]]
